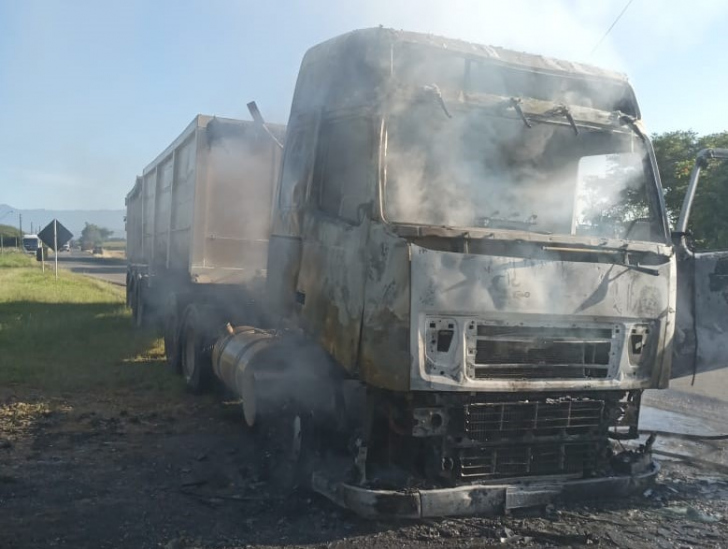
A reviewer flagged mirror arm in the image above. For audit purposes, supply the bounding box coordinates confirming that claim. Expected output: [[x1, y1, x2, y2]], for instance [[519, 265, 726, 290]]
[[676, 148, 728, 235]]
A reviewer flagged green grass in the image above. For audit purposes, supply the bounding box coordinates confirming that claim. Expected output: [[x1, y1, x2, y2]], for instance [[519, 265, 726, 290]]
[[102, 240, 126, 250], [0, 250, 35, 269], [0, 258, 183, 397]]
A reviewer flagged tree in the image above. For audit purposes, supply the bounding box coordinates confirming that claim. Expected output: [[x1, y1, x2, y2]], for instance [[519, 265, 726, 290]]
[[0, 223, 21, 248], [652, 131, 728, 250], [79, 223, 113, 250]]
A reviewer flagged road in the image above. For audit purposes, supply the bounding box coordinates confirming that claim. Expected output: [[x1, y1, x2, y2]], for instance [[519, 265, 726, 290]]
[[54, 249, 126, 286]]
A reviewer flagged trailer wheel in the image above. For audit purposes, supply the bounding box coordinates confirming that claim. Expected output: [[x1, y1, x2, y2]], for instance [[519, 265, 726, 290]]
[[180, 305, 211, 394], [133, 281, 146, 328], [164, 305, 182, 374], [129, 277, 137, 319], [125, 272, 133, 308]]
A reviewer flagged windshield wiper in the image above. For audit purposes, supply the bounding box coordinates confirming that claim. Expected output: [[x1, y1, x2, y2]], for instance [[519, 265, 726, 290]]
[[542, 244, 660, 276], [423, 84, 452, 119], [618, 114, 645, 140], [543, 105, 579, 135], [510, 97, 532, 129]]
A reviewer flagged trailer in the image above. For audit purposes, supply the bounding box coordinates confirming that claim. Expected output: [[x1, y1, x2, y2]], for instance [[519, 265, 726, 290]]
[[127, 29, 728, 518], [125, 115, 284, 388]]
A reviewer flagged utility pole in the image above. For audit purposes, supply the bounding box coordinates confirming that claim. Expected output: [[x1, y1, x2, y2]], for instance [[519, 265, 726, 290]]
[[18, 214, 22, 249]]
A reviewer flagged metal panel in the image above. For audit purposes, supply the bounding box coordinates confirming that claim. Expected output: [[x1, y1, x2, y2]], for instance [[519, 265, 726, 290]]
[[190, 119, 283, 284], [153, 155, 173, 268], [142, 170, 156, 263], [676, 250, 728, 378], [409, 244, 674, 392], [126, 115, 284, 287]]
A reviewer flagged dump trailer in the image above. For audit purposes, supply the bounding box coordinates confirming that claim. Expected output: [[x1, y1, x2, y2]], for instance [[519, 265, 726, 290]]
[[125, 115, 284, 387], [127, 29, 728, 518]]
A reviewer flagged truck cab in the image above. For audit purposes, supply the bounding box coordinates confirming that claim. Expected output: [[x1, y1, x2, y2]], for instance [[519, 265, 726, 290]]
[[258, 29, 727, 515]]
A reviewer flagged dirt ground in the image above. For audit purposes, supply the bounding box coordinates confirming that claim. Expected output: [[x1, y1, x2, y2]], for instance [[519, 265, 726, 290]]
[[1, 386, 727, 549]]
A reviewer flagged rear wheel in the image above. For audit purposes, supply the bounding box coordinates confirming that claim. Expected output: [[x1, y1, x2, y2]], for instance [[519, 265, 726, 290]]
[[180, 305, 211, 394], [133, 280, 146, 328], [164, 301, 182, 374], [125, 272, 133, 308]]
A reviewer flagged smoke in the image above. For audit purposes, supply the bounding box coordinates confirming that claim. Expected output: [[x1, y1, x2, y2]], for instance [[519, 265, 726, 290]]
[[382, 60, 657, 240]]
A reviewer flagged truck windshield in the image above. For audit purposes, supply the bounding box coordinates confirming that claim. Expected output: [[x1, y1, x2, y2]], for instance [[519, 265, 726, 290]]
[[23, 238, 38, 250], [384, 105, 665, 242]]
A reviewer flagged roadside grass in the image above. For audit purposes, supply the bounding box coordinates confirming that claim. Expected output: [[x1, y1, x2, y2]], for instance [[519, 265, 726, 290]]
[[0, 256, 183, 398], [102, 240, 126, 250], [0, 250, 35, 269]]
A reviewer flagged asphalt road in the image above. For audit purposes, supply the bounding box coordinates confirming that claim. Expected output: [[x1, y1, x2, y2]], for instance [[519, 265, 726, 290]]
[[54, 249, 126, 286]]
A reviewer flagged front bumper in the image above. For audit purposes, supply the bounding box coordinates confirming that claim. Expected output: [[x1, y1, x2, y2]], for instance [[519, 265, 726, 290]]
[[312, 461, 659, 518]]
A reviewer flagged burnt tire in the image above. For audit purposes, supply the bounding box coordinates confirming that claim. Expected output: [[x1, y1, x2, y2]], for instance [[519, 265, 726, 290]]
[[180, 305, 212, 394], [265, 407, 317, 492]]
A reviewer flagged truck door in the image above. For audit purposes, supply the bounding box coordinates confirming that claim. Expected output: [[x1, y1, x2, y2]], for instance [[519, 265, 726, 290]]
[[673, 149, 728, 379], [295, 114, 377, 373]]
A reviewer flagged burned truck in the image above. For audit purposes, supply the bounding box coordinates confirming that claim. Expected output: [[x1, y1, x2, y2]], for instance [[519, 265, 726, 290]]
[[126, 29, 728, 518]]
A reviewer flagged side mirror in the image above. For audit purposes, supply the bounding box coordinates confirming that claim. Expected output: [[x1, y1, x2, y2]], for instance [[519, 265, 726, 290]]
[[675, 148, 728, 237]]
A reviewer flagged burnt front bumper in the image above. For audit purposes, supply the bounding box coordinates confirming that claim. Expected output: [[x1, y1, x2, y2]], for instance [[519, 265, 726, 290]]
[[311, 460, 659, 518]]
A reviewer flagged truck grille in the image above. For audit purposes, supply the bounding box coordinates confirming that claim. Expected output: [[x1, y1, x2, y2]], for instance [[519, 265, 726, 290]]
[[457, 442, 596, 480], [472, 325, 613, 380], [464, 399, 606, 442]]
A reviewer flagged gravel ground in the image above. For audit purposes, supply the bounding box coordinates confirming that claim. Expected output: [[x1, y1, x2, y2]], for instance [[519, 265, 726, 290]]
[[1, 387, 728, 549]]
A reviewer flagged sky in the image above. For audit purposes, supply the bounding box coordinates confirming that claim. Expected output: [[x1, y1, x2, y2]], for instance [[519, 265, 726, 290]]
[[1, 0, 727, 211]]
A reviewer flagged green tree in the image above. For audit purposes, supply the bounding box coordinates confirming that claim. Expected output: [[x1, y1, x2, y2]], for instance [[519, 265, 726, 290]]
[[652, 130, 728, 250], [79, 223, 113, 249]]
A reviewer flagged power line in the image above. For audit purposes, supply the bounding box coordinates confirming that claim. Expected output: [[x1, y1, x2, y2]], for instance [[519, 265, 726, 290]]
[[590, 0, 636, 56]]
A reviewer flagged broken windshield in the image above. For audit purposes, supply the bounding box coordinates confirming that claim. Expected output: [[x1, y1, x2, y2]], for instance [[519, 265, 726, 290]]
[[383, 104, 666, 243]]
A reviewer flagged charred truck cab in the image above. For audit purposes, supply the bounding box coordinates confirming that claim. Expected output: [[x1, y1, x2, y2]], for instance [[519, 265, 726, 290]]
[[258, 29, 671, 516], [131, 29, 728, 518]]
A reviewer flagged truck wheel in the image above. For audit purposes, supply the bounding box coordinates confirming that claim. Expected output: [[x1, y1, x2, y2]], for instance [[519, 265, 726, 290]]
[[129, 278, 137, 320], [180, 306, 211, 394], [164, 307, 182, 374], [125, 272, 133, 308], [133, 281, 146, 329], [266, 408, 316, 492]]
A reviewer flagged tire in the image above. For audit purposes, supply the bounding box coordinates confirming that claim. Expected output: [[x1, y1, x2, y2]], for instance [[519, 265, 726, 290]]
[[164, 304, 182, 374], [129, 278, 137, 320], [180, 305, 212, 394], [125, 272, 133, 308], [266, 407, 317, 492], [133, 280, 146, 329]]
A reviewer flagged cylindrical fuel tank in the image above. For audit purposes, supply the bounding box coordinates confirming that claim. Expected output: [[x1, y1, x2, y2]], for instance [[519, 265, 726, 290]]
[[212, 326, 279, 426]]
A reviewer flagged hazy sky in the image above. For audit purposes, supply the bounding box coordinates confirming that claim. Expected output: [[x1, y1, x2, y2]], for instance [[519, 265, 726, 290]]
[[1, 0, 727, 210]]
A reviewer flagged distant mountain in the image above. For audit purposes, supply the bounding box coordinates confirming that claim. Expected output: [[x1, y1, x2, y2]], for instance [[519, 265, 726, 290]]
[[0, 204, 125, 240]]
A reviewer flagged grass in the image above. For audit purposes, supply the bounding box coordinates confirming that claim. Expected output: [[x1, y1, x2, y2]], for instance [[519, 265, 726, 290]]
[[102, 240, 126, 250], [0, 252, 183, 398], [0, 250, 35, 269]]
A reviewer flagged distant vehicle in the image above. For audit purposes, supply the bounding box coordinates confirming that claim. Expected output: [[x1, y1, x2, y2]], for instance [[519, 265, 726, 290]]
[[61, 243, 70, 252], [22, 235, 40, 254], [92, 245, 103, 255]]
